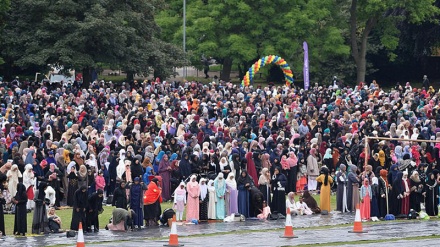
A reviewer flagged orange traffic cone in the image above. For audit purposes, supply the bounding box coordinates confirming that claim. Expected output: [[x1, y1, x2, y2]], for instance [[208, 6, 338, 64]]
[[348, 204, 368, 233], [164, 215, 184, 246], [77, 222, 85, 247], [280, 208, 298, 238]]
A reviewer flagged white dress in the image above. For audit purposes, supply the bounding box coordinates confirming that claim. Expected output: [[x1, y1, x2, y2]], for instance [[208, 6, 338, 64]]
[[207, 185, 216, 219]]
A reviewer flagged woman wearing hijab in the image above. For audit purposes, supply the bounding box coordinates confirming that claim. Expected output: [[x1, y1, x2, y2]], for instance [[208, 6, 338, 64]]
[[378, 169, 389, 218], [389, 171, 403, 216], [173, 182, 187, 222], [245, 151, 259, 188], [144, 178, 163, 226], [286, 192, 299, 215], [0, 174, 6, 235], [307, 148, 319, 191], [237, 170, 252, 218], [129, 177, 146, 229], [323, 148, 333, 171], [258, 167, 271, 206], [214, 173, 226, 219], [13, 183, 28, 236], [199, 178, 215, 221], [424, 170, 439, 216], [360, 178, 372, 220], [336, 164, 348, 212], [316, 166, 333, 212], [77, 165, 88, 189], [302, 190, 320, 214], [186, 175, 200, 221], [7, 164, 22, 198], [370, 177, 380, 218], [70, 186, 88, 231], [287, 152, 298, 193], [86, 189, 104, 232], [271, 166, 287, 216], [45, 163, 61, 207], [225, 172, 238, 215], [32, 182, 49, 234], [23, 164, 35, 210], [409, 171, 423, 212], [347, 165, 360, 212], [179, 153, 192, 182], [158, 154, 172, 201], [400, 171, 411, 215], [113, 181, 128, 209], [66, 166, 79, 207]]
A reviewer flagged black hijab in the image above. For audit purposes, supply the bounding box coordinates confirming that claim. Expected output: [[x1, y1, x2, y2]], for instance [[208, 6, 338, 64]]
[[37, 182, 47, 200], [237, 170, 253, 187]]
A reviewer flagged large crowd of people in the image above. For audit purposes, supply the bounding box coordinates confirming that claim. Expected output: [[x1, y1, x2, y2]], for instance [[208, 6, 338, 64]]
[[0, 75, 439, 236]]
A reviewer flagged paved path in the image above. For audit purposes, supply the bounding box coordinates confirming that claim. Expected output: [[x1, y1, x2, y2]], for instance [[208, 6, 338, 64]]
[[2, 212, 439, 246]]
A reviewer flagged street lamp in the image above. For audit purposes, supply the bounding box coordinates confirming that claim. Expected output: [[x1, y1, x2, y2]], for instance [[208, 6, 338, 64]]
[[183, 0, 186, 79]]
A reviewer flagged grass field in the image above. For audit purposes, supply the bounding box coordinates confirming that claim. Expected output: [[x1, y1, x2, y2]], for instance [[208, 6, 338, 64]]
[[3, 194, 330, 236]]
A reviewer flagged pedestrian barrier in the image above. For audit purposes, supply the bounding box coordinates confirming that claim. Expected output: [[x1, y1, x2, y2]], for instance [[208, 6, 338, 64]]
[[280, 208, 298, 238], [164, 215, 184, 246], [77, 222, 85, 247], [348, 204, 368, 233]]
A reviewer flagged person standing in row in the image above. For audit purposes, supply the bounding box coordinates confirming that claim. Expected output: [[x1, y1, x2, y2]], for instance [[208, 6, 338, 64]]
[[186, 175, 200, 222], [13, 183, 28, 236]]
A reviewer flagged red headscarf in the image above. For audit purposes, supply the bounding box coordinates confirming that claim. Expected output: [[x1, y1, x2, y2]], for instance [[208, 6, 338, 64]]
[[144, 180, 163, 205]]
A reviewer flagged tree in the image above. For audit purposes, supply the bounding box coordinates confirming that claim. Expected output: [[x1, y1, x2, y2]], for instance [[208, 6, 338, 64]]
[[0, 0, 10, 64], [349, 0, 440, 83], [157, 0, 349, 82], [0, 0, 184, 84]]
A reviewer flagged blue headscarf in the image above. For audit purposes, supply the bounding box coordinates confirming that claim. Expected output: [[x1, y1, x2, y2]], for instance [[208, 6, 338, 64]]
[[170, 153, 178, 161], [156, 151, 165, 163]]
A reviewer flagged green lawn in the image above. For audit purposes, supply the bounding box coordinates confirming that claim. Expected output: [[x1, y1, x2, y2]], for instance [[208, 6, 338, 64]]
[[3, 202, 173, 236], [3, 194, 330, 236]]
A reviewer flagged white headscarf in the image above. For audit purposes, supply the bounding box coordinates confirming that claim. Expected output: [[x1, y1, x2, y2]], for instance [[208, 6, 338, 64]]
[[23, 164, 35, 190], [215, 172, 225, 187], [199, 178, 208, 201], [225, 172, 237, 189]]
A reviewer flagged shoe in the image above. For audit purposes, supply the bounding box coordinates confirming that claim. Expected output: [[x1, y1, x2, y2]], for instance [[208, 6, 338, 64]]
[[94, 229, 99, 233]]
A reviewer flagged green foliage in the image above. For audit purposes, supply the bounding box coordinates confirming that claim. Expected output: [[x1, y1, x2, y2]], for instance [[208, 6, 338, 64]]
[[0, 0, 185, 81], [349, 0, 440, 82], [157, 0, 350, 82]]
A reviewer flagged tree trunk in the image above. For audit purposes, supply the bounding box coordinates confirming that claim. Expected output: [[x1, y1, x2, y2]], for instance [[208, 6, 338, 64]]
[[82, 67, 92, 88], [220, 58, 232, 81], [126, 72, 134, 82], [238, 63, 244, 79], [356, 58, 366, 83]]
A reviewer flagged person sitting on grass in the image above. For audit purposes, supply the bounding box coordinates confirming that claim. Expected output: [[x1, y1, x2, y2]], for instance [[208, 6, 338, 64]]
[[47, 207, 63, 233]]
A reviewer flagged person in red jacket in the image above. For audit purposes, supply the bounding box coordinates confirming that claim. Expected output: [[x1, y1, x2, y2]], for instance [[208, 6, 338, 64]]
[[143, 178, 162, 226]]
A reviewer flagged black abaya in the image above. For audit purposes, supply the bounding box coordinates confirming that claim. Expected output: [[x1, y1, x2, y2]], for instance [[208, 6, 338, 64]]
[[199, 194, 209, 221], [250, 186, 264, 217], [424, 177, 439, 216], [70, 186, 89, 230], [389, 172, 403, 216], [0, 173, 6, 236], [67, 172, 78, 207], [14, 183, 28, 235], [270, 173, 287, 215], [32, 182, 49, 234], [378, 177, 389, 218], [409, 178, 423, 213]]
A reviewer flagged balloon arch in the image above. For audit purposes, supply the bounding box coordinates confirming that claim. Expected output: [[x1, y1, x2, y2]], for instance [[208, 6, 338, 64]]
[[241, 55, 294, 87]]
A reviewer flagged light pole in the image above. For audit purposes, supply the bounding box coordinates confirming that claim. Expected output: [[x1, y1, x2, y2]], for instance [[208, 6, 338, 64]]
[[35, 72, 41, 83], [183, 0, 186, 79]]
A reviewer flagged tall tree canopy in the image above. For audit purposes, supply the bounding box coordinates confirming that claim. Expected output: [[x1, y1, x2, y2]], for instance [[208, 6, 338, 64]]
[[157, 0, 350, 82], [0, 0, 185, 84], [349, 0, 440, 83]]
